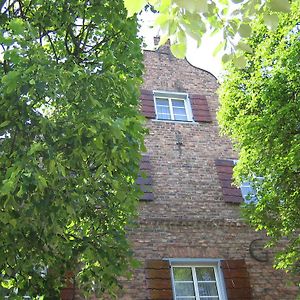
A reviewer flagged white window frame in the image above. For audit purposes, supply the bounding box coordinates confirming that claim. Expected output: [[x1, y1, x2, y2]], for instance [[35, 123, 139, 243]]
[[168, 258, 227, 300], [153, 91, 193, 122]]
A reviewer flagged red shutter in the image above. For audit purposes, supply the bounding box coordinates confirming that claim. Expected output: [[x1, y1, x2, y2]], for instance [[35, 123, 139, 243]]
[[138, 154, 154, 201], [189, 94, 212, 122], [215, 159, 243, 203], [145, 260, 173, 300], [221, 259, 252, 300], [141, 89, 155, 119], [60, 271, 76, 300], [60, 288, 76, 300]]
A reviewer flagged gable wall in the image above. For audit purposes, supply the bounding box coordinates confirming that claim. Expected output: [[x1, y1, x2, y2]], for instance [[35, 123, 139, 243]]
[[117, 48, 298, 300]]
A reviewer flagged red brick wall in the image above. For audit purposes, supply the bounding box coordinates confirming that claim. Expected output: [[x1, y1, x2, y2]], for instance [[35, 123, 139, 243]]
[[119, 49, 298, 300]]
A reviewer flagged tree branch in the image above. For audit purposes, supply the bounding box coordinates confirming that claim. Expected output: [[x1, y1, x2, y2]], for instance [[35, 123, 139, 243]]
[[44, 29, 59, 63]]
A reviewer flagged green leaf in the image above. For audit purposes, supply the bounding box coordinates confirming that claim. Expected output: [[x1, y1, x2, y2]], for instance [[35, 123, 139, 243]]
[[36, 174, 48, 189], [49, 160, 56, 174], [154, 13, 169, 27], [221, 53, 233, 64], [124, 0, 147, 17], [0, 120, 10, 128], [169, 19, 178, 35], [9, 18, 25, 35], [232, 55, 247, 69], [1, 179, 14, 195], [158, 0, 172, 12], [174, 0, 208, 13], [177, 28, 186, 45], [9, 219, 17, 228], [2, 71, 20, 93], [158, 35, 169, 46], [263, 14, 279, 31], [237, 41, 253, 53], [213, 41, 226, 56], [170, 43, 186, 58], [28, 142, 43, 155], [267, 0, 290, 12], [238, 24, 252, 38]]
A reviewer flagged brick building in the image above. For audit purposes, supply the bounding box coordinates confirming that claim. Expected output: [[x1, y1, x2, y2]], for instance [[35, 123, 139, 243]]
[[119, 44, 298, 300]]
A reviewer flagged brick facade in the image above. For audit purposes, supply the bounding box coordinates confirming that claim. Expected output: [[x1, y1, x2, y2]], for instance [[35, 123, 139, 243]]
[[119, 46, 298, 299], [61, 45, 298, 300]]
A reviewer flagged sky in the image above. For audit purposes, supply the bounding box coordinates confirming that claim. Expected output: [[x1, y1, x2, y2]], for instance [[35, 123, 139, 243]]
[[139, 11, 224, 79]]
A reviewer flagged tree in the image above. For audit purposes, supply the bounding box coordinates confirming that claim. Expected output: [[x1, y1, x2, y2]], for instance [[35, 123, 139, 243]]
[[124, 0, 293, 63], [0, 0, 145, 298], [218, 1, 300, 275]]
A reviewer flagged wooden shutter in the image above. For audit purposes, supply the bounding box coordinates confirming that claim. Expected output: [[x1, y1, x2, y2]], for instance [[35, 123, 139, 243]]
[[138, 154, 154, 201], [189, 94, 212, 123], [141, 89, 155, 119], [145, 260, 173, 300], [221, 259, 252, 300], [60, 288, 75, 300], [60, 272, 76, 300], [215, 159, 243, 203]]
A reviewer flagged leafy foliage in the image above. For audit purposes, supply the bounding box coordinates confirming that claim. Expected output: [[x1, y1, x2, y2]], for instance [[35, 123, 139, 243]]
[[218, 1, 300, 274], [0, 0, 145, 298], [124, 0, 294, 62]]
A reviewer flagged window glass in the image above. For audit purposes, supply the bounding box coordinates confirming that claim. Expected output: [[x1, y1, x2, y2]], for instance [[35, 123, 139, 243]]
[[156, 98, 169, 106], [174, 114, 188, 121], [196, 267, 218, 298], [198, 282, 219, 297], [174, 267, 193, 281], [240, 181, 257, 203], [175, 282, 196, 297], [172, 265, 223, 300], [174, 267, 195, 297], [154, 92, 192, 121], [156, 98, 171, 119], [172, 99, 185, 107], [173, 107, 188, 121], [196, 267, 216, 281]]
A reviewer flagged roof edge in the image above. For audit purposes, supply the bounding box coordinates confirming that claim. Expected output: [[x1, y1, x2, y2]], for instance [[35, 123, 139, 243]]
[[143, 48, 220, 83]]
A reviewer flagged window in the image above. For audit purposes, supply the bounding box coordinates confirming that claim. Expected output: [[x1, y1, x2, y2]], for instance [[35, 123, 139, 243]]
[[240, 181, 257, 203], [170, 260, 227, 300], [240, 177, 263, 204], [154, 91, 193, 121]]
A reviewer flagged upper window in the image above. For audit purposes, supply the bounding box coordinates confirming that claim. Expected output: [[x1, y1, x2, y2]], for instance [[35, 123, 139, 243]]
[[240, 177, 263, 204], [154, 91, 193, 122], [240, 181, 257, 204], [171, 262, 227, 300]]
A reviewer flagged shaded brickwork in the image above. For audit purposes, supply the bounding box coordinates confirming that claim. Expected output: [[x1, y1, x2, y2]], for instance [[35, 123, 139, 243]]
[[118, 48, 298, 300]]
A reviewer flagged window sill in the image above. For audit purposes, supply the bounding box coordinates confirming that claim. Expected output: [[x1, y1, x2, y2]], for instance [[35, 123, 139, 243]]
[[151, 119, 197, 125]]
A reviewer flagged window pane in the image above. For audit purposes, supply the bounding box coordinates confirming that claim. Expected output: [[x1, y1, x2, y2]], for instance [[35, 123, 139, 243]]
[[198, 282, 218, 296], [240, 182, 257, 203], [175, 282, 195, 297], [173, 267, 193, 281], [173, 107, 187, 116], [157, 105, 171, 115], [174, 114, 188, 121], [156, 98, 171, 119], [172, 99, 185, 107], [199, 297, 219, 300], [157, 113, 171, 120], [156, 98, 169, 106], [196, 267, 216, 281]]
